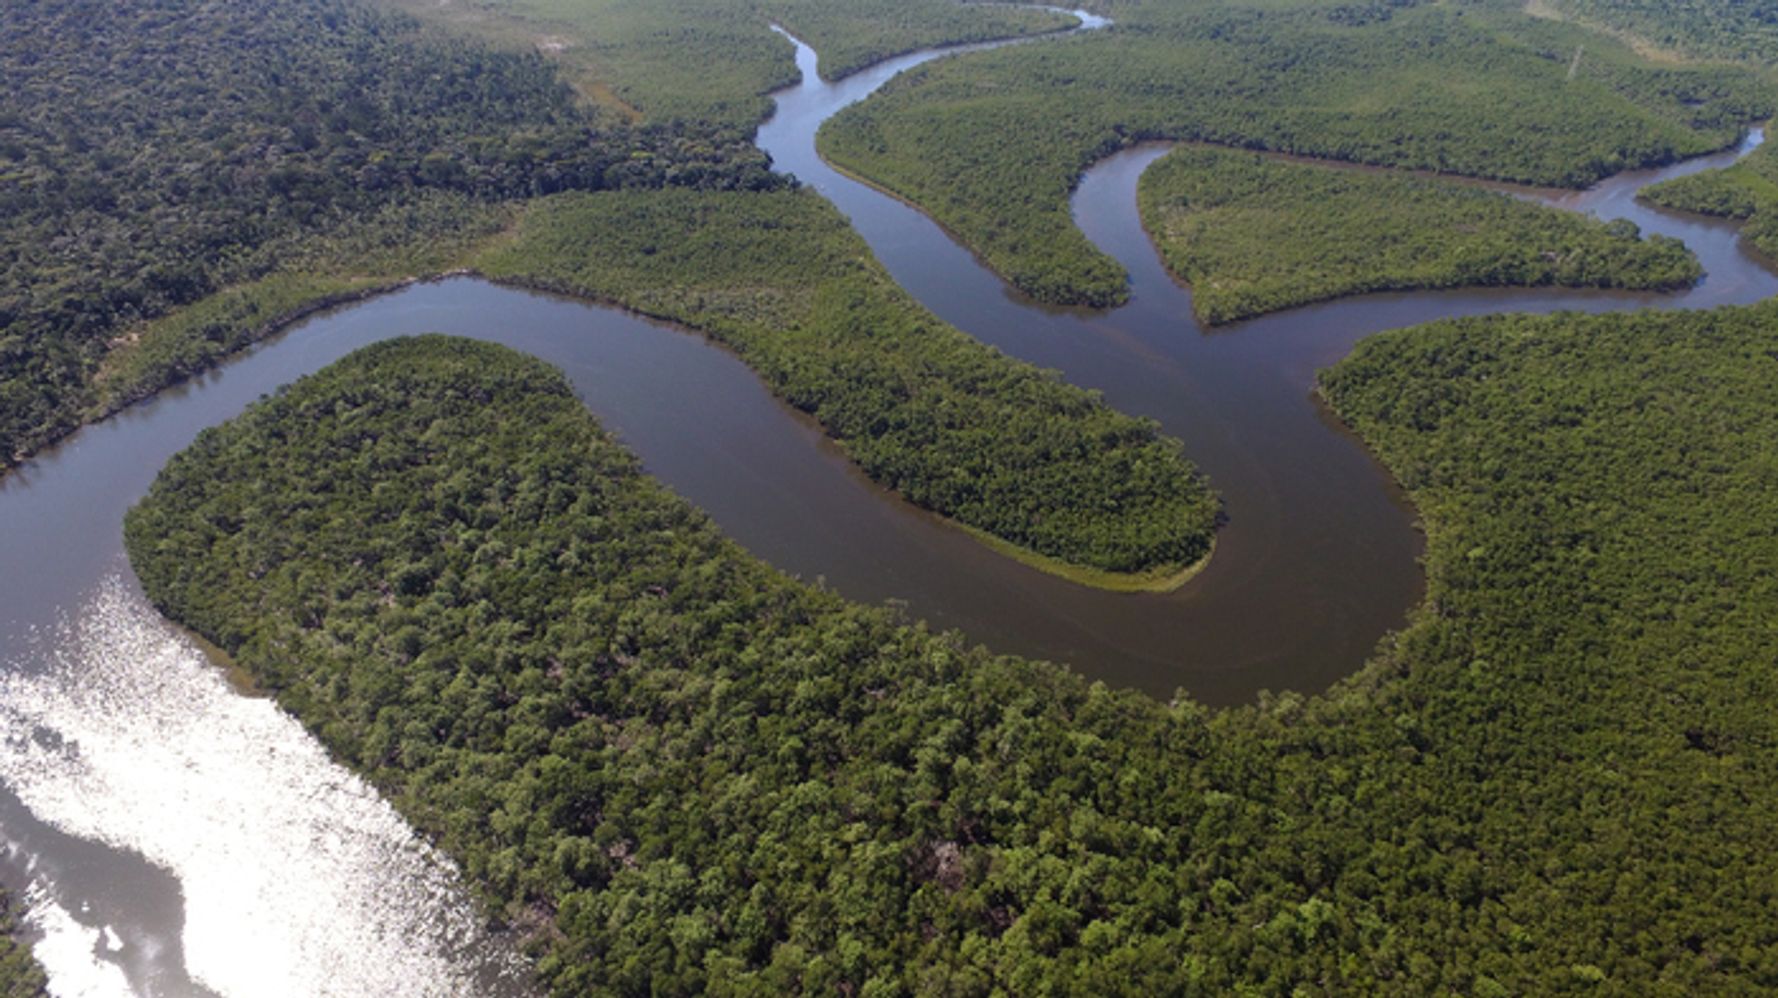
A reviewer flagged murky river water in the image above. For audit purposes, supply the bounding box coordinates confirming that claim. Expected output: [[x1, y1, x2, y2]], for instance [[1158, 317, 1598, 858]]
[[1, 9, 1772, 993]]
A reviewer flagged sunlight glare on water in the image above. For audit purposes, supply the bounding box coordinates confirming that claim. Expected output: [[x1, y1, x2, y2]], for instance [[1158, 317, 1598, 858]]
[[0, 575, 529, 997], [18, 882, 134, 998]]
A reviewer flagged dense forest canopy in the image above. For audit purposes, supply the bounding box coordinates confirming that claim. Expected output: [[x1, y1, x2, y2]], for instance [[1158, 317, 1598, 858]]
[[129, 323, 1778, 993], [1137, 145, 1703, 323], [819, 0, 1776, 305], [3, 0, 1215, 581], [0, 0, 779, 471]]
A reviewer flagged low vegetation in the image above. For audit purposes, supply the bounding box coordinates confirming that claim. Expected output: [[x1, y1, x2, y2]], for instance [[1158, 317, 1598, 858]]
[[476, 189, 1217, 576], [130, 316, 1778, 991], [1538, 0, 1778, 64], [376, 0, 1074, 126], [820, 0, 1773, 305], [1138, 146, 1703, 323], [1642, 139, 1778, 258]]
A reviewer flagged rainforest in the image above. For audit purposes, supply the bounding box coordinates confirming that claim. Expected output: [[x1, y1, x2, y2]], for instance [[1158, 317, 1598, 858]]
[[4, 0, 1778, 993]]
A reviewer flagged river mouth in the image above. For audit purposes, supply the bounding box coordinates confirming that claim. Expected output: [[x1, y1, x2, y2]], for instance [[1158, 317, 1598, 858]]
[[2, 11, 1775, 996]]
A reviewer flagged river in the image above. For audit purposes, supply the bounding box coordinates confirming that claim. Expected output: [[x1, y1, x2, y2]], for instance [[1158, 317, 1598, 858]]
[[0, 9, 1773, 995]]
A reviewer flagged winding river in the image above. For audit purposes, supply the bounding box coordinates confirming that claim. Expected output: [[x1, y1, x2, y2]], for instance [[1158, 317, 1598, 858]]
[[1, 8, 1774, 993]]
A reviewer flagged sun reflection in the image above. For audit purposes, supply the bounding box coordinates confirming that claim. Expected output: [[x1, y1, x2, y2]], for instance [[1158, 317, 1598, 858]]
[[0, 575, 530, 997]]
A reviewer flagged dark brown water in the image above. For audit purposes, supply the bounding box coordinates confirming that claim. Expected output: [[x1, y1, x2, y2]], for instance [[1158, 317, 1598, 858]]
[[0, 8, 1772, 992]]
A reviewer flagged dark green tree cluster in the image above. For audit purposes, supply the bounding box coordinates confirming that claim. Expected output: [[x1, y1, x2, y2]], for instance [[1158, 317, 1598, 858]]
[[1641, 140, 1778, 258], [1138, 145, 1703, 323], [129, 326, 1778, 993], [477, 189, 1216, 575], [0, 896, 45, 998], [819, 0, 1774, 305], [0, 0, 782, 470]]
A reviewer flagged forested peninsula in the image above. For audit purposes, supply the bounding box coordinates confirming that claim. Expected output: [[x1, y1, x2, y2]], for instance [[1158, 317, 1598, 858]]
[[129, 322, 1778, 993], [1137, 146, 1702, 324], [819, 0, 1774, 305], [476, 189, 1216, 580]]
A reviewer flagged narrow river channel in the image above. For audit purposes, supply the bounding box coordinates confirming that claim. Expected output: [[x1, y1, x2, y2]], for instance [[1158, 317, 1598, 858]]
[[0, 9, 1773, 993]]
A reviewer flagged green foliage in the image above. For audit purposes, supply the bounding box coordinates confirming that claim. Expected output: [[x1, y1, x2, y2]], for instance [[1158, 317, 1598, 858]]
[[1642, 140, 1778, 258], [0, 0, 780, 472], [1138, 146, 1703, 323], [381, 0, 1073, 125], [0, 896, 45, 998], [476, 188, 1217, 575], [1313, 301, 1778, 992], [820, 0, 1773, 305], [1539, 0, 1778, 64], [130, 316, 1778, 992], [123, 337, 1209, 994]]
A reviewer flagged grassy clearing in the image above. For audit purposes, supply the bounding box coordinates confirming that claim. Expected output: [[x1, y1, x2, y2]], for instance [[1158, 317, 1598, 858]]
[[376, 0, 1073, 126]]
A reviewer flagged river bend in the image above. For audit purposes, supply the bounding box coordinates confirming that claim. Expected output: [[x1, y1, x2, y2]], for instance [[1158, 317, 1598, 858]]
[[0, 10, 1773, 995]]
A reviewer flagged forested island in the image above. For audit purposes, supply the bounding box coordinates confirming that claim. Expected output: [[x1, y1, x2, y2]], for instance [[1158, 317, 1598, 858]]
[[1137, 146, 1703, 323]]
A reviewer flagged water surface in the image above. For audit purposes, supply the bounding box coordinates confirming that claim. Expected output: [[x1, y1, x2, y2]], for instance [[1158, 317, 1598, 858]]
[[1, 12, 1773, 994]]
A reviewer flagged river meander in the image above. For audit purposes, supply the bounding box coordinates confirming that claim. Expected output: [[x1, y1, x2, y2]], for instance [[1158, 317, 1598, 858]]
[[0, 9, 1773, 994]]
